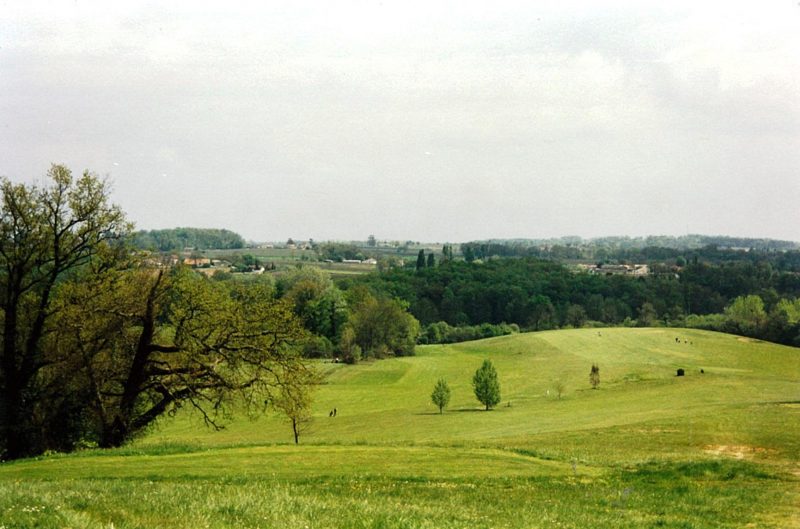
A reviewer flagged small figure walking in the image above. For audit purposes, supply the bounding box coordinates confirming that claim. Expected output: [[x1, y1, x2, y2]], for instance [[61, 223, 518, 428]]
[[333, 408, 337, 417]]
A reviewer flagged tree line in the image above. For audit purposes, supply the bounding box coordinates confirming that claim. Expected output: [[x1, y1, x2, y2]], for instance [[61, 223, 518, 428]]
[[132, 227, 246, 252], [346, 258, 800, 346], [459, 239, 800, 271]]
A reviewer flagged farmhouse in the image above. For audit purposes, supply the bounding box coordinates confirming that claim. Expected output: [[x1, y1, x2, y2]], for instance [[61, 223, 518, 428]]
[[340, 258, 378, 265], [584, 264, 650, 276], [183, 257, 211, 267]]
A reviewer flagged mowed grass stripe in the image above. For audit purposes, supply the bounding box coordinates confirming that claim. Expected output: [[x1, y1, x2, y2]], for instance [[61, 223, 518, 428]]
[[0, 446, 579, 481]]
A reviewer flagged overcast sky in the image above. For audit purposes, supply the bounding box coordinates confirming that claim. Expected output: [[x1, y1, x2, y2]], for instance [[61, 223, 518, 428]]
[[1, 1, 798, 243]]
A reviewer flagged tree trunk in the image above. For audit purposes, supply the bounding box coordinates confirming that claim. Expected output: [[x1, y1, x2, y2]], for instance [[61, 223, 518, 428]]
[[292, 417, 299, 444], [119, 274, 161, 419], [1, 390, 28, 460], [1, 294, 27, 460], [99, 418, 128, 449], [112, 271, 164, 444]]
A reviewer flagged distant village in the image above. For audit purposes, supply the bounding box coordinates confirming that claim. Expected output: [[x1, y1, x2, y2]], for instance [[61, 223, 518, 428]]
[[576, 263, 650, 276]]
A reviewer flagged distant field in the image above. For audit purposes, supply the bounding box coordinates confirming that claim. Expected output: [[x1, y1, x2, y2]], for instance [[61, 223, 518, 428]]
[[2, 328, 798, 528], [199, 247, 380, 277], [204, 248, 307, 259]]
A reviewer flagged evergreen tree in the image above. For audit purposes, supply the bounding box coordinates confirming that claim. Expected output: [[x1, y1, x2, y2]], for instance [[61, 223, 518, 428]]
[[416, 249, 425, 271], [431, 378, 451, 414], [472, 359, 501, 410], [427, 252, 435, 268]]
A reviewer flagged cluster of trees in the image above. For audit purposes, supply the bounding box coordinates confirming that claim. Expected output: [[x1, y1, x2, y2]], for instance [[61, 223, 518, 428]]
[[276, 267, 420, 362], [315, 242, 368, 262], [430, 359, 501, 414], [414, 247, 455, 271], [132, 228, 246, 251], [350, 258, 800, 346], [684, 294, 800, 344], [0, 167, 312, 459], [227, 253, 267, 273], [416, 250, 435, 270]]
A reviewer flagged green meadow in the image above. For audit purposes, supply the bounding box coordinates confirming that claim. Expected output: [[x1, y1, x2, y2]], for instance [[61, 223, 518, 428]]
[[2, 328, 798, 528]]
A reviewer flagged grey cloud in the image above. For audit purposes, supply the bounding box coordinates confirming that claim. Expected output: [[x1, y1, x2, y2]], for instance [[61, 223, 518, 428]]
[[0, 2, 798, 242]]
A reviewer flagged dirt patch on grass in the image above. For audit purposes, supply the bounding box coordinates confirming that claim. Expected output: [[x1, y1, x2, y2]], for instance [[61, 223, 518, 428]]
[[632, 428, 681, 434], [703, 444, 777, 459]]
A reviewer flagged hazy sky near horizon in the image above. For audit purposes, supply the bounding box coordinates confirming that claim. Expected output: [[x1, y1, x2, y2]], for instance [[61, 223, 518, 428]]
[[1, 1, 798, 243]]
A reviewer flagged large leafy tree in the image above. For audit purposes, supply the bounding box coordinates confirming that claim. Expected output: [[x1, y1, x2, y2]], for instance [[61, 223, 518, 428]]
[[346, 288, 420, 358], [52, 264, 308, 448], [279, 267, 348, 343], [0, 165, 313, 459], [0, 165, 128, 459], [472, 359, 500, 410], [724, 295, 767, 337]]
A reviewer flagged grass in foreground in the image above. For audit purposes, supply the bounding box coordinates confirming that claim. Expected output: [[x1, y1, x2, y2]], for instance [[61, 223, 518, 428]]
[[1, 328, 798, 528], [0, 457, 792, 529]]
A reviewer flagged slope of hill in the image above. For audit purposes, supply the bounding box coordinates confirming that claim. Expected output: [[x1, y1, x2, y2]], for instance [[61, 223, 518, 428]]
[[138, 328, 799, 452], [1, 328, 798, 528]]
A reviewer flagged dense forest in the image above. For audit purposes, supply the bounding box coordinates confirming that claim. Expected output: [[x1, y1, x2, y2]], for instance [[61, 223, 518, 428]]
[[132, 227, 246, 251], [341, 258, 800, 346]]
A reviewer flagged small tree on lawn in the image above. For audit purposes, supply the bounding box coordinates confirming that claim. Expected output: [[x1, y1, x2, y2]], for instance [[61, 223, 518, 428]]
[[590, 363, 600, 389], [553, 380, 566, 399], [473, 359, 501, 410], [431, 378, 451, 414], [271, 366, 320, 444]]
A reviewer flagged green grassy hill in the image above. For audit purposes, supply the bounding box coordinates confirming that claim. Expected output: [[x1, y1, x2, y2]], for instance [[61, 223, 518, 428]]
[[2, 328, 798, 528]]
